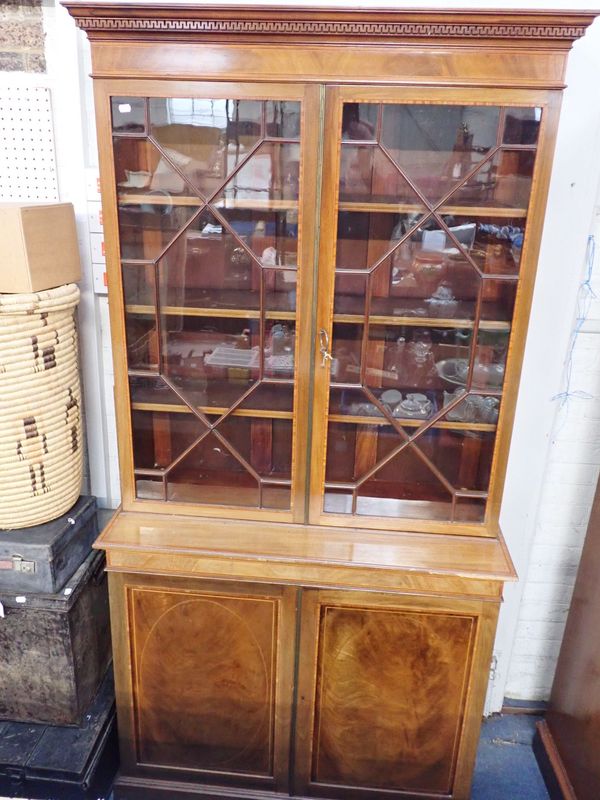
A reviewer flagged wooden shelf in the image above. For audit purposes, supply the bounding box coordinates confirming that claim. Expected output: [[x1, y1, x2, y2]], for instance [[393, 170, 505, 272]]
[[118, 193, 299, 211], [126, 303, 296, 321], [333, 313, 510, 331], [332, 296, 513, 331], [338, 201, 528, 218], [215, 197, 299, 212], [125, 304, 508, 331], [130, 399, 494, 432], [118, 193, 525, 218], [131, 400, 293, 420], [328, 413, 496, 431]]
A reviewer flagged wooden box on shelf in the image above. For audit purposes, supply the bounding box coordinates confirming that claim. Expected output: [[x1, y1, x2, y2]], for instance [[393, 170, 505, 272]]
[[63, 4, 595, 800]]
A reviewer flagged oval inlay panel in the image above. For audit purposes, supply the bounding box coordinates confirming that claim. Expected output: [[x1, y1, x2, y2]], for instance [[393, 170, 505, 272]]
[[133, 591, 275, 774]]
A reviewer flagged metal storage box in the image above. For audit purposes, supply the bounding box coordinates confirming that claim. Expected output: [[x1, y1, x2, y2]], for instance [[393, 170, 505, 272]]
[[0, 496, 97, 594], [0, 670, 117, 800], [0, 550, 111, 726]]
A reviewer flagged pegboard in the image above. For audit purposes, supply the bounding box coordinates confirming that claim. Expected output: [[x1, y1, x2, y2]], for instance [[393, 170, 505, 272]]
[[0, 86, 59, 202]]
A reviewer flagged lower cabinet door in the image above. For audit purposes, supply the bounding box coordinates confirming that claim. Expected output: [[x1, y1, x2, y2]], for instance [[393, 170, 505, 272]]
[[109, 573, 297, 792], [294, 589, 498, 800]]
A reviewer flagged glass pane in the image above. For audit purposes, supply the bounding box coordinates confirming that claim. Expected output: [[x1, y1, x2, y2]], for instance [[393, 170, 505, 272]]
[[445, 150, 535, 212], [113, 137, 200, 260], [367, 325, 473, 394], [125, 314, 158, 371], [265, 101, 301, 138], [123, 263, 155, 307], [217, 142, 300, 204], [262, 485, 291, 510], [214, 144, 299, 265], [339, 146, 429, 207], [325, 422, 364, 483], [158, 209, 262, 312], [333, 273, 367, 316], [149, 97, 263, 198], [480, 280, 517, 324], [381, 104, 500, 203], [442, 392, 500, 425], [167, 432, 260, 507], [473, 329, 509, 391], [131, 410, 205, 470], [239, 382, 294, 414], [416, 428, 495, 492], [357, 442, 454, 520], [265, 319, 295, 380], [429, 214, 526, 276], [329, 386, 384, 419], [264, 268, 297, 316], [216, 416, 293, 482], [136, 476, 164, 500], [129, 376, 207, 472], [331, 322, 363, 384], [503, 107, 541, 145], [211, 207, 299, 266], [162, 316, 260, 410], [342, 103, 378, 141], [455, 496, 486, 522], [323, 487, 354, 513], [111, 96, 146, 133], [336, 210, 427, 271]]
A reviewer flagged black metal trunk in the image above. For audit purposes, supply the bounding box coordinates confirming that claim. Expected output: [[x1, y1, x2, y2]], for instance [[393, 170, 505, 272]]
[[0, 670, 118, 799], [0, 496, 98, 594], [0, 550, 111, 725]]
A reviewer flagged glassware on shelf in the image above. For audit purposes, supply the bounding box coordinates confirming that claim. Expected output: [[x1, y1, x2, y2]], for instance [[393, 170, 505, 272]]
[[436, 358, 469, 386], [265, 323, 295, 374], [226, 245, 253, 290], [282, 161, 300, 200], [395, 393, 433, 419], [261, 246, 278, 266], [405, 337, 437, 388], [426, 283, 459, 318], [436, 357, 505, 389], [380, 389, 403, 412], [388, 336, 406, 385], [389, 220, 419, 289], [445, 389, 500, 423]]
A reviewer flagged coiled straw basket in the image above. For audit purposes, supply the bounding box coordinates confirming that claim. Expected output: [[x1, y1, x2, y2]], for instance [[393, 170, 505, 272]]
[[0, 284, 82, 529]]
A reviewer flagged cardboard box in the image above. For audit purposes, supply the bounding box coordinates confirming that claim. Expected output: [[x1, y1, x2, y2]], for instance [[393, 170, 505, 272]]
[[0, 203, 81, 293]]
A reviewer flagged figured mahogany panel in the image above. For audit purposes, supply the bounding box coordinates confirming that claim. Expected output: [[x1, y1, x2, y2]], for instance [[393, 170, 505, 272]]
[[128, 583, 281, 777], [309, 601, 476, 795]]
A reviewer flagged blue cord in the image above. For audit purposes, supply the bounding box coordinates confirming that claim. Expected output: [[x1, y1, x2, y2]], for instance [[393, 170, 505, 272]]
[[552, 234, 597, 408]]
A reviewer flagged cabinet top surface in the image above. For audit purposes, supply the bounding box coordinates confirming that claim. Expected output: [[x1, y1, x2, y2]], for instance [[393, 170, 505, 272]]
[[62, 2, 596, 46], [96, 510, 516, 582]]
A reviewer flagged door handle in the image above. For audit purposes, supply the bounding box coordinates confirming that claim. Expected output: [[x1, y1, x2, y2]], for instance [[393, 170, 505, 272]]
[[319, 328, 333, 368]]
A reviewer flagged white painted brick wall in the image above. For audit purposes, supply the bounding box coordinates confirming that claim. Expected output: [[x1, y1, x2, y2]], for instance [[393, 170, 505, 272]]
[[505, 197, 600, 702]]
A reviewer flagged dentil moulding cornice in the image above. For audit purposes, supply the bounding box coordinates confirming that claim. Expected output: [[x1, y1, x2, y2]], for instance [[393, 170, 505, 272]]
[[61, 3, 596, 48]]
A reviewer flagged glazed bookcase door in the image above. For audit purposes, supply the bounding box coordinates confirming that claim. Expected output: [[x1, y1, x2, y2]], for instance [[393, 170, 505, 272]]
[[97, 81, 320, 522], [310, 84, 559, 533]]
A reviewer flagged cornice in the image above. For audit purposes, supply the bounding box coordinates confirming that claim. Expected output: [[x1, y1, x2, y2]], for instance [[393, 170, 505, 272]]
[[61, 3, 596, 47]]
